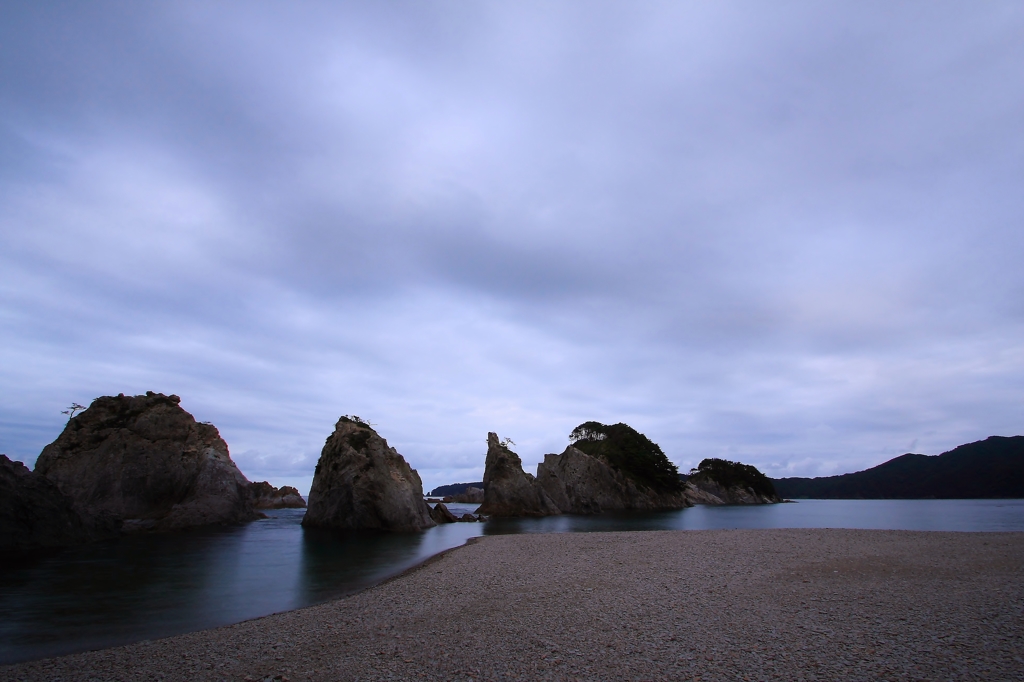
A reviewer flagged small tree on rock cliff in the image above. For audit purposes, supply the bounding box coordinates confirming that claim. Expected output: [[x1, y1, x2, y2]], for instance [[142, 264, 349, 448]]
[[61, 403, 86, 423]]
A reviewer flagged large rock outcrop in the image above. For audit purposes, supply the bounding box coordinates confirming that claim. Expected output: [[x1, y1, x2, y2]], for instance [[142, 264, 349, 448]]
[[34, 392, 261, 532], [537, 445, 689, 513], [684, 458, 781, 504], [249, 482, 307, 509], [479, 423, 690, 517], [476, 433, 562, 517], [0, 455, 119, 552], [302, 417, 435, 532]]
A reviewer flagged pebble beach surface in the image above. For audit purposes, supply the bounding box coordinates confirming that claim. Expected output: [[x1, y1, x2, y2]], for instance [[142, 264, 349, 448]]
[[3, 529, 1023, 681]]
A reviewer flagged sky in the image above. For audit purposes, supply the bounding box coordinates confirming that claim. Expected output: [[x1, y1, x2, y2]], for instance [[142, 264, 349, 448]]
[[2, 2, 1022, 495]]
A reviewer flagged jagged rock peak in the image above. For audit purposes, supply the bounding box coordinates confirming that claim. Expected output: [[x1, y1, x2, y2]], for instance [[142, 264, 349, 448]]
[[477, 433, 561, 517], [34, 392, 260, 532], [302, 416, 435, 532]]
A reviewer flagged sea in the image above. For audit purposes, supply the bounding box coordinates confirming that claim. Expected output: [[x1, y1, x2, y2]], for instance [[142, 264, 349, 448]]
[[2, 498, 1023, 665]]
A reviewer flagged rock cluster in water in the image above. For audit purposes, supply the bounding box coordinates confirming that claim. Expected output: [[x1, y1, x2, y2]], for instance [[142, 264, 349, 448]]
[[478, 425, 692, 518], [4, 392, 787, 549], [34, 392, 262, 533], [476, 422, 783, 517], [249, 482, 307, 509], [302, 416, 435, 532]]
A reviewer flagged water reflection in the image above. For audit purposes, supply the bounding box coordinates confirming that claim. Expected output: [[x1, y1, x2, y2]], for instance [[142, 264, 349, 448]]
[[3, 499, 1023, 665]]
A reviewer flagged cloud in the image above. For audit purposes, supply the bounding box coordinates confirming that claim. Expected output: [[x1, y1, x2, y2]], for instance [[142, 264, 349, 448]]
[[2, 1, 1023, 494]]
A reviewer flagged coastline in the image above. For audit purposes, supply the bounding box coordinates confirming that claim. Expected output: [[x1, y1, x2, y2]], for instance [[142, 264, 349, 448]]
[[3, 528, 1022, 681]]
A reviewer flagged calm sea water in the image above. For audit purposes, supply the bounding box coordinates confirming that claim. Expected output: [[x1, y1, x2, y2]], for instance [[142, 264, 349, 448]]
[[2, 498, 1023, 665]]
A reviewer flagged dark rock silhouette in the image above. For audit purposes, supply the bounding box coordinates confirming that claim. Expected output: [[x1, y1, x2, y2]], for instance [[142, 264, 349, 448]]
[[537, 444, 689, 513], [479, 424, 693, 517], [441, 486, 484, 504], [34, 392, 261, 532], [477, 433, 561, 517], [772, 435, 1024, 499], [0, 455, 119, 552], [454, 486, 484, 503], [430, 502, 458, 524], [302, 417, 435, 532], [429, 482, 483, 497], [684, 458, 781, 504], [249, 482, 306, 509]]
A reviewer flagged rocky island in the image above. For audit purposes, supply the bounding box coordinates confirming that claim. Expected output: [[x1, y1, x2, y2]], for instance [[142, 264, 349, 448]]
[[33, 392, 262, 534], [478, 422, 691, 517], [1, 392, 310, 552], [302, 416, 435, 532], [684, 457, 782, 504], [470, 422, 782, 516]]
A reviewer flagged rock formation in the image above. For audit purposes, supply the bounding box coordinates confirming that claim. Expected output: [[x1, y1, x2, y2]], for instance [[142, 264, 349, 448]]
[[249, 482, 307, 509], [0, 455, 119, 551], [476, 433, 562, 517], [537, 445, 689, 513], [451, 486, 484, 504], [684, 458, 781, 504], [34, 392, 261, 532], [302, 417, 435, 532], [430, 502, 458, 524]]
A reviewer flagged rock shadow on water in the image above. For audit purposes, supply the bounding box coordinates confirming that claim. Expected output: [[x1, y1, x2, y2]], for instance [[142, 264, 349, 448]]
[[297, 526, 427, 604], [297, 521, 486, 606]]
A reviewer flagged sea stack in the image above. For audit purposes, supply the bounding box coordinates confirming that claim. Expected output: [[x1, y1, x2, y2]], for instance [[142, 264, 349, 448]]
[[476, 433, 561, 517], [34, 392, 261, 532], [539, 422, 690, 513], [684, 458, 781, 504], [302, 416, 435, 532]]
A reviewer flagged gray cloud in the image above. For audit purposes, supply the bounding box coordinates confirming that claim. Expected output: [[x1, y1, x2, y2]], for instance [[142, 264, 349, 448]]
[[2, 1, 1022, 493]]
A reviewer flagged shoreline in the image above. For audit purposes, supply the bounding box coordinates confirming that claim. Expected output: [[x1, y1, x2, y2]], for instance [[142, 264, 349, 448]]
[[3, 528, 1023, 680]]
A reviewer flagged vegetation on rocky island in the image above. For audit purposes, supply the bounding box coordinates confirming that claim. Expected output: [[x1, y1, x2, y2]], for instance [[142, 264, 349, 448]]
[[569, 421, 682, 493], [689, 458, 777, 499]]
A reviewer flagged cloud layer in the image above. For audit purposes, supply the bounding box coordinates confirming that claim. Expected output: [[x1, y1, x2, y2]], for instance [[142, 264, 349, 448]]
[[2, 2, 1023, 493]]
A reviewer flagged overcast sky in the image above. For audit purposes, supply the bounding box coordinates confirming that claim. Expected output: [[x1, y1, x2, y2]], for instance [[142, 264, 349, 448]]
[[2, 2, 1022, 494]]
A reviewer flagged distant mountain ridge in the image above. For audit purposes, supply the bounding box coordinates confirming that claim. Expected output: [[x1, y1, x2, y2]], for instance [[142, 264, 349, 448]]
[[772, 436, 1024, 499]]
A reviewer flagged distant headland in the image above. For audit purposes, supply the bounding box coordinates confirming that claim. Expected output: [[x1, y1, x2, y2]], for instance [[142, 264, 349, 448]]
[[772, 436, 1024, 499]]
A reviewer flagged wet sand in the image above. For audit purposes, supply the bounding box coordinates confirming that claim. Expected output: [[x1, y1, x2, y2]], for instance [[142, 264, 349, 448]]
[[3, 529, 1023, 681]]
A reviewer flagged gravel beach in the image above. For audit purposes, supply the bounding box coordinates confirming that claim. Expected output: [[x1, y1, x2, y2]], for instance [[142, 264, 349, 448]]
[[3, 529, 1022, 681]]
